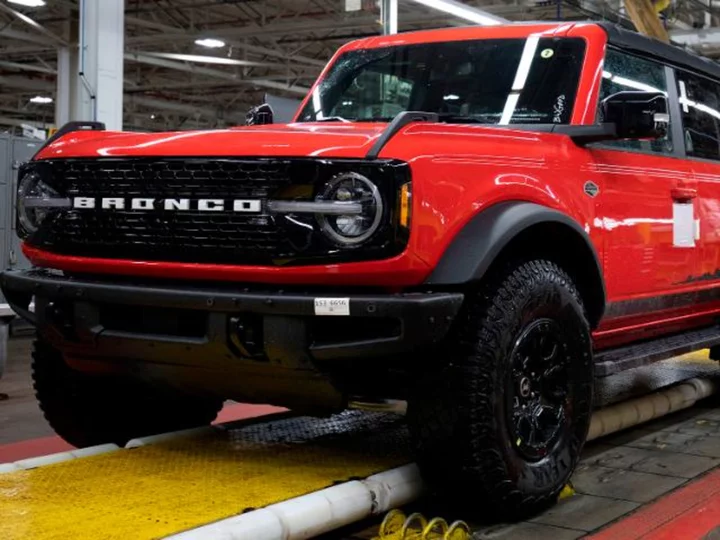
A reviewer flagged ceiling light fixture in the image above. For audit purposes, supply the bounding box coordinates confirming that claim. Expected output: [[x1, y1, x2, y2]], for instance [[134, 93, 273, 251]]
[[194, 38, 225, 48], [30, 95, 52, 104], [7, 0, 46, 7], [407, 0, 506, 25], [146, 52, 262, 66]]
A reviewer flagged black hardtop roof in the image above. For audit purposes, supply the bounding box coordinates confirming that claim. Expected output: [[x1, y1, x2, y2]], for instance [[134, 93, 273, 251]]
[[357, 20, 720, 82], [596, 21, 720, 82]]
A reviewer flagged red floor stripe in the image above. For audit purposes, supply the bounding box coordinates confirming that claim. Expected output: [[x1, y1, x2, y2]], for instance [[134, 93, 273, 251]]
[[0, 402, 285, 464], [213, 402, 286, 424], [0, 436, 74, 463], [650, 498, 720, 540], [588, 468, 720, 540]]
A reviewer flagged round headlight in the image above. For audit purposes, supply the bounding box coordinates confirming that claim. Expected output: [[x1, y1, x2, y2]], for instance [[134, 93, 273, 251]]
[[17, 172, 63, 235], [316, 172, 383, 246]]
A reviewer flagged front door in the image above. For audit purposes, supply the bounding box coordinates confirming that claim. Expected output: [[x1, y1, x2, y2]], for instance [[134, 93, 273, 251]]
[[589, 48, 698, 329]]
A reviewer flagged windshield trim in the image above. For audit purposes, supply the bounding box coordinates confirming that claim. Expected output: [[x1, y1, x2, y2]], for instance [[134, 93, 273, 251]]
[[295, 36, 587, 127]]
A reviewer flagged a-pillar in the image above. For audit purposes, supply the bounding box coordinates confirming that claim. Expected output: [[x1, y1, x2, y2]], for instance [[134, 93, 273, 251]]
[[68, 0, 125, 130]]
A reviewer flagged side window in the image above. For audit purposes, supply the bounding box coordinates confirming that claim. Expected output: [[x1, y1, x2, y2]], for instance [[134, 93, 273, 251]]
[[598, 49, 673, 155], [676, 72, 720, 161]]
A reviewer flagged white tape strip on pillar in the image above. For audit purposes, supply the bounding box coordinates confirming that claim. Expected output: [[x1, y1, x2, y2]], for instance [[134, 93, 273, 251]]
[[165, 463, 424, 540]]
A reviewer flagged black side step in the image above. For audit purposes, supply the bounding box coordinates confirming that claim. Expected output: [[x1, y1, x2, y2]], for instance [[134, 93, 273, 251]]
[[594, 325, 720, 377]]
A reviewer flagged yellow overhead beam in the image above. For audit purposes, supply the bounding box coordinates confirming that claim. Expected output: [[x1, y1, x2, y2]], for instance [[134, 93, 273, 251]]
[[624, 0, 670, 42]]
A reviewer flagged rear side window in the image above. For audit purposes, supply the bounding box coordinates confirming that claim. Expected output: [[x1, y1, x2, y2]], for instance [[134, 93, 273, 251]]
[[598, 49, 673, 155], [676, 72, 720, 161]]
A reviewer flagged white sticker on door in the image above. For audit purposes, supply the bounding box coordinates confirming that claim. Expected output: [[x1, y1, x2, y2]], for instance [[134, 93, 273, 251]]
[[314, 298, 350, 316], [673, 202, 695, 247]]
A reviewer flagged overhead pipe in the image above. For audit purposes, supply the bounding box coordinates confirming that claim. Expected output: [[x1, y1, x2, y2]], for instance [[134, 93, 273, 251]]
[[405, 0, 509, 26], [381, 0, 399, 35], [78, 0, 98, 122]]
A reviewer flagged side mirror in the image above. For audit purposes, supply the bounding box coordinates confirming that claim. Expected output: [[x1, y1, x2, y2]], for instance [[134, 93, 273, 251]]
[[600, 90, 669, 140], [245, 103, 274, 125]]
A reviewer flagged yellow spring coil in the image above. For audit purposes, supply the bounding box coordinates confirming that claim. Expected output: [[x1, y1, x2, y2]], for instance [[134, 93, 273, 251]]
[[375, 509, 471, 540], [375, 482, 574, 539], [559, 482, 576, 501], [653, 0, 671, 12]]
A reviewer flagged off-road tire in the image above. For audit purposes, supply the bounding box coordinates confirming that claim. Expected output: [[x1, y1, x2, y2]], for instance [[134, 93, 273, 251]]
[[407, 259, 593, 520], [32, 339, 224, 448]]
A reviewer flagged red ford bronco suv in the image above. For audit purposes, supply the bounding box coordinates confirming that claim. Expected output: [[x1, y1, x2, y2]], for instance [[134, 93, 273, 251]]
[[3, 20, 720, 518]]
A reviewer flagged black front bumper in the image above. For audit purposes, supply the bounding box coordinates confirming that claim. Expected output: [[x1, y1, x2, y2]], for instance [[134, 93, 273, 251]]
[[1, 270, 463, 406]]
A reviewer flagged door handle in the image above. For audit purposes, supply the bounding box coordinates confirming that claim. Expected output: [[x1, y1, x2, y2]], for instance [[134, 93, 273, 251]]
[[671, 187, 697, 201]]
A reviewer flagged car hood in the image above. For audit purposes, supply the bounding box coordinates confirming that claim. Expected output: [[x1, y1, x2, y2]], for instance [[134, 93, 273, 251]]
[[35, 123, 388, 160]]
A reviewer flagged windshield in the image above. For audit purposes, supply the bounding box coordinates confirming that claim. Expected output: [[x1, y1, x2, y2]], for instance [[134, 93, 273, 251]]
[[296, 37, 586, 125]]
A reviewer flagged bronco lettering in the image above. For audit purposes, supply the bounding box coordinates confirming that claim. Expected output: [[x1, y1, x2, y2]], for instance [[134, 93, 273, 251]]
[[71, 197, 263, 212]]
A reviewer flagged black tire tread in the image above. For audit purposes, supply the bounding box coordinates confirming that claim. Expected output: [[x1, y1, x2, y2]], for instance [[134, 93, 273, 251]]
[[407, 259, 593, 519], [32, 339, 223, 448]]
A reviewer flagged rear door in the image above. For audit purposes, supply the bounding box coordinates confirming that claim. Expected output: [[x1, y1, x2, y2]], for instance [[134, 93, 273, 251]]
[[677, 70, 720, 292], [589, 49, 698, 310]]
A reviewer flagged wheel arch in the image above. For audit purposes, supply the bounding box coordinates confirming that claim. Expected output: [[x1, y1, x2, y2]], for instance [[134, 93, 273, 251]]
[[425, 201, 606, 328]]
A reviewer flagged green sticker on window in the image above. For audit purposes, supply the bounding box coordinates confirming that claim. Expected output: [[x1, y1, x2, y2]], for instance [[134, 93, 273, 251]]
[[541, 48, 554, 59]]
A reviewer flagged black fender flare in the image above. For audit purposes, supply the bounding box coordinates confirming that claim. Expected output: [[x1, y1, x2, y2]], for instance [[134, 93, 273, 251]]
[[425, 201, 606, 325]]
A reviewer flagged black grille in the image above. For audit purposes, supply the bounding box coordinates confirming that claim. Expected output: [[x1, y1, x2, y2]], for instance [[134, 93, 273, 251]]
[[35, 159, 299, 264], [26, 158, 410, 266], [52, 159, 292, 199]]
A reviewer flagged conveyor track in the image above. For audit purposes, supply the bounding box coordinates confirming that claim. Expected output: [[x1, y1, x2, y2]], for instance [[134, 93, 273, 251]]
[[0, 352, 718, 540]]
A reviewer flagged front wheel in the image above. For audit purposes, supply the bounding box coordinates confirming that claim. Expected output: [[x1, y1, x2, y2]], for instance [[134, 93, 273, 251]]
[[32, 339, 224, 448], [407, 259, 593, 520]]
